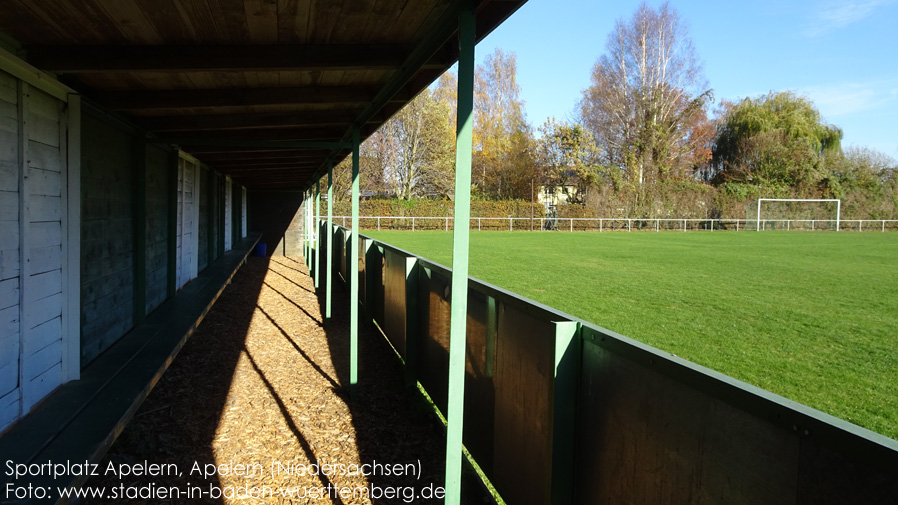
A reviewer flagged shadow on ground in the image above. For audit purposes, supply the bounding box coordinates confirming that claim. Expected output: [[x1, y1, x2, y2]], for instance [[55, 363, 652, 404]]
[[83, 255, 489, 504]]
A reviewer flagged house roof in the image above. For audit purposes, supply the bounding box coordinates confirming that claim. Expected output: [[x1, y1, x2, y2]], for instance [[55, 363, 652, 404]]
[[0, 0, 526, 190]]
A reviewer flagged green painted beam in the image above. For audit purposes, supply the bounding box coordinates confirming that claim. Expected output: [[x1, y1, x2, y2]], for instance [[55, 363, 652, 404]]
[[326, 162, 333, 319], [350, 129, 361, 399], [303, 190, 307, 266], [306, 189, 312, 271], [315, 179, 321, 289], [445, 3, 475, 504], [551, 321, 581, 505]]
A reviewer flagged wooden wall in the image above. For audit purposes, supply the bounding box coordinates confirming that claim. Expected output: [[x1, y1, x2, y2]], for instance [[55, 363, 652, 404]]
[[224, 177, 233, 252], [144, 144, 169, 314], [0, 50, 249, 432], [79, 108, 241, 369], [197, 166, 209, 272], [175, 156, 199, 290], [0, 67, 78, 432], [80, 110, 134, 364], [246, 190, 303, 256], [0, 70, 18, 430]]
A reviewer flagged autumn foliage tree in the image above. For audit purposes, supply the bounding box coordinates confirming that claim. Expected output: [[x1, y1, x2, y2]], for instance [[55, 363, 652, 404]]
[[472, 48, 537, 199], [536, 118, 602, 204]]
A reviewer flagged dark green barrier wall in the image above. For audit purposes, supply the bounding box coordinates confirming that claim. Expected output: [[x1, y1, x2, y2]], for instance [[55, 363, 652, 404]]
[[325, 224, 898, 505]]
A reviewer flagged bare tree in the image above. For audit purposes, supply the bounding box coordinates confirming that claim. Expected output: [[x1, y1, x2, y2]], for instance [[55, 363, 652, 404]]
[[367, 87, 455, 200], [579, 1, 712, 189], [473, 48, 536, 199]]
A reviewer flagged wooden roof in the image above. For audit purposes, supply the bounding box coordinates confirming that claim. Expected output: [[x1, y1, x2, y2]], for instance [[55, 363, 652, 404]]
[[0, 0, 526, 190]]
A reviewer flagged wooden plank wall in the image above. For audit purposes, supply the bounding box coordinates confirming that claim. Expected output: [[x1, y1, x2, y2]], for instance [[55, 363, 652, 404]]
[[197, 166, 209, 272], [175, 157, 199, 289], [80, 111, 134, 364], [144, 144, 169, 313], [0, 68, 74, 431], [20, 84, 66, 412], [0, 70, 21, 430], [223, 177, 233, 252], [241, 187, 247, 239]]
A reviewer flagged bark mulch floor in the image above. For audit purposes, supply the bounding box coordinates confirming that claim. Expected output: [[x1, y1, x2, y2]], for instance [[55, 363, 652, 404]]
[[83, 256, 488, 504]]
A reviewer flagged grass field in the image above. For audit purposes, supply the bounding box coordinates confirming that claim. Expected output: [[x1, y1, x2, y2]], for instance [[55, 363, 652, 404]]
[[363, 230, 898, 440]]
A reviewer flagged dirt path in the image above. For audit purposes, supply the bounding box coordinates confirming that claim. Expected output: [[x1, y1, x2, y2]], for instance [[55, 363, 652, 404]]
[[83, 256, 475, 504]]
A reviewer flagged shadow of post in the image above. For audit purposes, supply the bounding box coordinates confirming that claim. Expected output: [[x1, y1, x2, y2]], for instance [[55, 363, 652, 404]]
[[83, 259, 270, 504]]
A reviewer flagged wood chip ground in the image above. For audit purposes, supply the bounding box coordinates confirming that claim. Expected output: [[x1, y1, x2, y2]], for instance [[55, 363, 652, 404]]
[[84, 256, 489, 504]]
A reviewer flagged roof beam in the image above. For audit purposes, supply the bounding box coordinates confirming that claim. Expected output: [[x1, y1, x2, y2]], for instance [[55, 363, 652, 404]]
[[25, 44, 418, 73], [137, 110, 377, 132], [154, 138, 352, 149], [196, 151, 327, 162], [209, 161, 320, 170], [97, 86, 395, 111], [154, 126, 349, 144]]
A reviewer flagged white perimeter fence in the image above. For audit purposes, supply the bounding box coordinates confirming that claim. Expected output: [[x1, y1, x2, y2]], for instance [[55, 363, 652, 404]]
[[330, 216, 898, 232]]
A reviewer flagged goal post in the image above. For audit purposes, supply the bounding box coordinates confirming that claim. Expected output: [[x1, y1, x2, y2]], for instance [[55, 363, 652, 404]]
[[753, 198, 841, 231]]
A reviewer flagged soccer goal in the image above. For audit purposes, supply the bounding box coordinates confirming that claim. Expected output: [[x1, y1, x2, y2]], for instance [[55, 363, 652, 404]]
[[750, 198, 841, 231]]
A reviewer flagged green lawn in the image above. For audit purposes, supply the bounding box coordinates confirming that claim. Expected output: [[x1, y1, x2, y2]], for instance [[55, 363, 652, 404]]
[[363, 230, 898, 440]]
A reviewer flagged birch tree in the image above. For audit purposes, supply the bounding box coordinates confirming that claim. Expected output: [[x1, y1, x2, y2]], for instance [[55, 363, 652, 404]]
[[578, 1, 712, 189]]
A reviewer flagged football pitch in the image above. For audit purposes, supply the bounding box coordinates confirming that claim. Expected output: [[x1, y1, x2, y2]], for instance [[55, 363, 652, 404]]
[[362, 230, 898, 440]]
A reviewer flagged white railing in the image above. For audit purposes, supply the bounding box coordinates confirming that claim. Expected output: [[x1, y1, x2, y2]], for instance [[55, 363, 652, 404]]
[[330, 216, 898, 232]]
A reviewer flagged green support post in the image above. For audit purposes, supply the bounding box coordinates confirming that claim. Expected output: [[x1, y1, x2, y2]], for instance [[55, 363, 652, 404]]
[[302, 190, 307, 265], [445, 3, 475, 504], [326, 163, 333, 319], [551, 321, 581, 505], [404, 256, 419, 390], [350, 128, 361, 399], [307, 189, 312, 271], [315, 179, 321, 289]]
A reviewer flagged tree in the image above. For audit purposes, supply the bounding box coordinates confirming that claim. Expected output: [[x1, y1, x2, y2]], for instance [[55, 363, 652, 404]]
[[712, 91, 843, 193], [578, 1, 712, 188], [364, 86, 455, 200], [823, 146, 897, 219], [472, 48, 536, 199], [536, 118, 602, 204]]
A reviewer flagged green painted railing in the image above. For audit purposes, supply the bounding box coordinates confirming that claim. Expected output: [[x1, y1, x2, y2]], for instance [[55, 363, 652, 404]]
[[321, 222, 898, 505]]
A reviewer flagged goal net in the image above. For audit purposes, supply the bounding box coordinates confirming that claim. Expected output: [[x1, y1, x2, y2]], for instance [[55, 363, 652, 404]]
[[747, 199, 841, 231]]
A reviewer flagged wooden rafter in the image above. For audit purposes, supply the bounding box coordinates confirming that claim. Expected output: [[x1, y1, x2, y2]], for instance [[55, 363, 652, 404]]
[[25, 44, 432, 73]]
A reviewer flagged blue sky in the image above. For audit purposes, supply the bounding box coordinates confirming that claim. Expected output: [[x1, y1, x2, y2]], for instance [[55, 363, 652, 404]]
[[475, 0, 898, 157]]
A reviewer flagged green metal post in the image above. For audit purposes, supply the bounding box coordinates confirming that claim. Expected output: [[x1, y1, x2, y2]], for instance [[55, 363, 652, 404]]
[[551, 321, 580, 505], [326, 163, 333, 319], [306, 189, 312, 270], [445, 3, 475, 504], [302, 191, 307, 263], [350, 128, 360, 399], [315, 178, 321, 289]]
